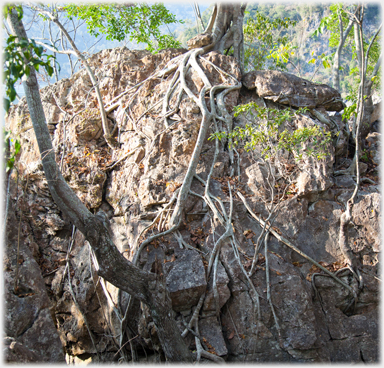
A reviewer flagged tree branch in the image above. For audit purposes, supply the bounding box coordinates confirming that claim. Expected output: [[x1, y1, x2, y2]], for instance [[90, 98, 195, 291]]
[[7, 8, 192, 361], [30, 4, 117, 149]]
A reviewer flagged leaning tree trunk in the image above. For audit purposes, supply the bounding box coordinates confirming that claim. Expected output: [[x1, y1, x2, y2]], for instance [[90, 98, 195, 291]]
[[7, 7, 192, 363]]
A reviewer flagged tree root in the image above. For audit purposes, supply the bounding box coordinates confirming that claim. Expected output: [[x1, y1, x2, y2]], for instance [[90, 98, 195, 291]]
[[132, 188, 181, 263], [264, 232, 283, 346], [213, 250, 221, 320], [104, 54, 184, 112], [104, 144, 144, 171], [66, 241, 100, 360], [237, 191, 359, 307], [88, 244, 124, 357], [110, 50, 243, 358], [127, 47, 244, 345], [312, 265, 362, 314], [248, 210, 277, 277]]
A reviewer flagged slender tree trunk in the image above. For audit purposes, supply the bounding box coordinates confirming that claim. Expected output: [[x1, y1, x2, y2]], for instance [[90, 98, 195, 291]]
[[7, 7, 192, 362], [332, 14, 354, 92], [360, 24, 382, 140], [353, 10, 363, 73], [352, 7, 382, 141]]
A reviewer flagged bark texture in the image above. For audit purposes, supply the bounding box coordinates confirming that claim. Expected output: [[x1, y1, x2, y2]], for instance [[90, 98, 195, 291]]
[[6, 7, 192, 363]]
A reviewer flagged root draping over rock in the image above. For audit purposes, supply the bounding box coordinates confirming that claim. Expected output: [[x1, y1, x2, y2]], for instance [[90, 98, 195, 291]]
[[5, 44, 379, 363]]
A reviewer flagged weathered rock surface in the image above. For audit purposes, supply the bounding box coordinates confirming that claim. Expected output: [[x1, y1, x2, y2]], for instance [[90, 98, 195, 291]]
[[366, 132, 381, 167], [165, 249, 207, 312], [3, 337, 42, 363], [3, 183, 65, 363], [4, 45, 379, 363], [370, 99, 381, 124], [187, 33, 213, 49], [243, 70, 345, 111]]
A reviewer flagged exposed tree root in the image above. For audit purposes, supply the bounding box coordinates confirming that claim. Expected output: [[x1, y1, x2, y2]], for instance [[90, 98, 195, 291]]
[[335, 54, 365, 306], [64, 235, 100, 360], [132, 188, 181, 262], [112, 49, 243, 352], [264, 232, 283, 346], [237, 191, 359, 306], [18, 25, 367, 358]]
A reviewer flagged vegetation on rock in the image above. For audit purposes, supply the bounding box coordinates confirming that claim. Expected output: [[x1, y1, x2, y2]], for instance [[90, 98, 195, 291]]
[[3, 2, 380, 364]]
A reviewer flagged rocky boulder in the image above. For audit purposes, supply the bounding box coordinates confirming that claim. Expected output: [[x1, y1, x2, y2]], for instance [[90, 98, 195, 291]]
[[242, 70, 345, 111]]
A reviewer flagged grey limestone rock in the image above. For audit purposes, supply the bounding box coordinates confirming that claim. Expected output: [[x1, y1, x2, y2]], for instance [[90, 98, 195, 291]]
[[164, 249, 207, 312], [243, 70, 345, 111]]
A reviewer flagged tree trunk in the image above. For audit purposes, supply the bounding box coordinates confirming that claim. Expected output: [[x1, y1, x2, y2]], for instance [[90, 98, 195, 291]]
[[201, 3, 246, 71], [352, 7, 381, 141], [360, 24, 382, 140], [332, 14, 354, 92], [7, 7, 192, 362]]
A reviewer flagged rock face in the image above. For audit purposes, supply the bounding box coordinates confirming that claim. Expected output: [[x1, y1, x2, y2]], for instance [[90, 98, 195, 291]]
[[242, 70, 345, 111], [3, 183, 65, 363], [4, 46, 379, 363], [165, 250, 207, 312]]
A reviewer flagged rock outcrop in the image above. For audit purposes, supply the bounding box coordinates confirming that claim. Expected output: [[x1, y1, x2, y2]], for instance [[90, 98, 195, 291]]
[[242, 70, 345, 111], [3, 182, 65, 363], [4, 46, 379, 363]]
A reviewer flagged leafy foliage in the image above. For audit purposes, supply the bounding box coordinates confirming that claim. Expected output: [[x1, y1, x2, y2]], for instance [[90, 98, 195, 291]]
[[64, 3, 183, 53], [312, 3, 351, 47], [3, 129, 21, 172], [210, 103, 332, 161], [312, 3, 381, 99], [342, 93, 358, 120], [3, 8, 55, 113], [243, 11, 297, 71]]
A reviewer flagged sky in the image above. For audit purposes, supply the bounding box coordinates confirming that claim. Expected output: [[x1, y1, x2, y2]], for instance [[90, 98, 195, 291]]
[[4, 2, 211, 100]]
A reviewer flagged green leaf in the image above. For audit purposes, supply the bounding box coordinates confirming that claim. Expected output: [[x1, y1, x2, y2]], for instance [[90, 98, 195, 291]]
[[63, 3, 183, 52], [322, 59, 331, 69], [8, 87, 16, 102], [4, 98, 11, 113], [4, 21, 57, 107], [14, 139, 21, 154]]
